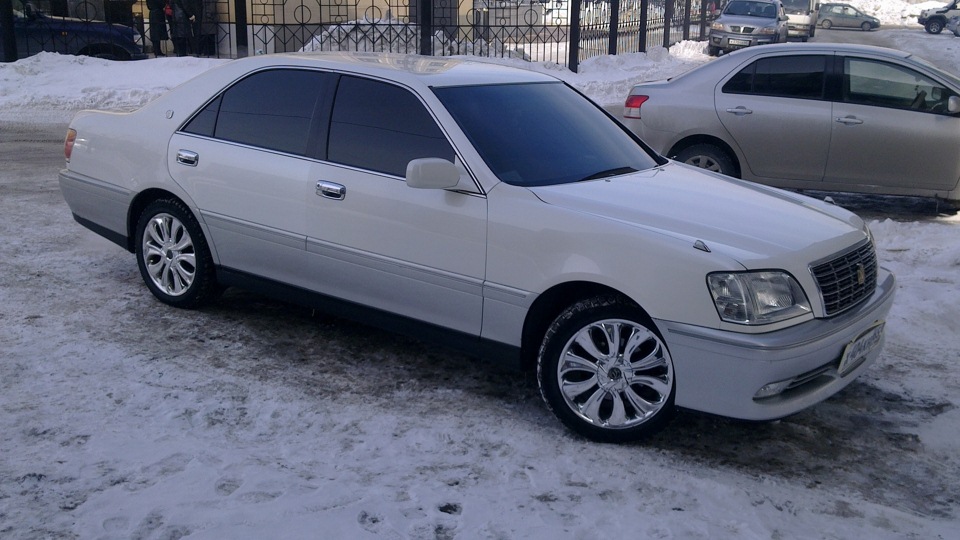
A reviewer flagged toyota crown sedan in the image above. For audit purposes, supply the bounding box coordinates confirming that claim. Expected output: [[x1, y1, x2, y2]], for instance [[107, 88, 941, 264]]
[[624, 43, 960, 206], [60, 53, 894, 442]]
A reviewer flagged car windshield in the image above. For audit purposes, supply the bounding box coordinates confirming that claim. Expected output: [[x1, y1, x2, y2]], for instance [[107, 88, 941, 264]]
[[433, 82, 662, 187], [724, 1, 778, 18], [780, 0, 808, 11]]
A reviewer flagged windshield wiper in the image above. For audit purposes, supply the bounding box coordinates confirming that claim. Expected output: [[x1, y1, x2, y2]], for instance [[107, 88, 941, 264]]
[[579, 166, 638, 182]]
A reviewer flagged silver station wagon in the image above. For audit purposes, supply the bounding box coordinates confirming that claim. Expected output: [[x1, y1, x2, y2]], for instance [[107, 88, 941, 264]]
[[60, 53, 894, 442], [624, 43, 960, 206]]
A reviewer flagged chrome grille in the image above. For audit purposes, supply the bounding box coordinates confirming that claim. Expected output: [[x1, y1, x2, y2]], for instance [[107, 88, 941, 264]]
[[730, 26, 757, 33], [810, 240, 878, 316]]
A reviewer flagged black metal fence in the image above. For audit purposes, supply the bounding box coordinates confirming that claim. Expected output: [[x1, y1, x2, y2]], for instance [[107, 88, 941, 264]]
[[1, 0, 713, 71]]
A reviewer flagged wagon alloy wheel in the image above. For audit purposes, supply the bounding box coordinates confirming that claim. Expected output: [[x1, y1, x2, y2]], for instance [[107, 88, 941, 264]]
[[135, 199, 218, 308], [538, 296, 676, 443]]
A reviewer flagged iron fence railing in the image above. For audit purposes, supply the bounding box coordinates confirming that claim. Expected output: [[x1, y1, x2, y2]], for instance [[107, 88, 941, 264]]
[[1, 0, 712, 71]]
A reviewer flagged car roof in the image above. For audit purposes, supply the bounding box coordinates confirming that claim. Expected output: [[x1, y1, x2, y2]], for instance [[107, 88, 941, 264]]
[[719, 42, 913, 63], [213, 52, 559, 89]]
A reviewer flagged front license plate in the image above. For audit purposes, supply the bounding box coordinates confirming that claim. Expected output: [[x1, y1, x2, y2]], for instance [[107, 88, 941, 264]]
[[838, 321, 885, 377], [729, 38, 751, 46]]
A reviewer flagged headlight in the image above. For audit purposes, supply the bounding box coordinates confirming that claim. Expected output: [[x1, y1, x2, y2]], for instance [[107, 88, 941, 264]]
[[757, 27, 777, 34], [711, 21, 724, 30], [707, 271, 811, 325]]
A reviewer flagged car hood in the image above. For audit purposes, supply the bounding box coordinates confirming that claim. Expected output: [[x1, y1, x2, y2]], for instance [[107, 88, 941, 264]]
[[717, 15, 779, 27], [528, 163, 863, 265]]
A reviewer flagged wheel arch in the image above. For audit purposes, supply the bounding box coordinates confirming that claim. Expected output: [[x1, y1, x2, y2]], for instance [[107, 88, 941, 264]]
[[126, 188, 191, 252], [519, 281, 658, 371], [668, 135, 742, 178], [77, 43, 132, 61]]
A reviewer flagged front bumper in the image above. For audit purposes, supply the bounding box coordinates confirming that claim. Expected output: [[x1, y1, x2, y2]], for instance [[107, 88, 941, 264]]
[[709, 31, 779, 51], [786, 24, 812, 37], [658, 267, 895, 421]]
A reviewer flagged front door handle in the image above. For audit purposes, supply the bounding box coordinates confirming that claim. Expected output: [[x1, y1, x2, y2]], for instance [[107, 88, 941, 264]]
[[317, 181, 346, 200], [835, 116, 863, 125], [176, 150, 199, 166]]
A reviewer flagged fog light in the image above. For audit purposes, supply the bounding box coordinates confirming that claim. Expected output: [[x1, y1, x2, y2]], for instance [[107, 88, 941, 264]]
[[754, 379, 793, 400]]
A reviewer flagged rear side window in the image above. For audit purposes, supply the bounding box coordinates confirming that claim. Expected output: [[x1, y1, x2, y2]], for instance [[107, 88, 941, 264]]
[[328, 76, 454, 176], [723, 55, 827, 99], [182, 69, 331, 156]]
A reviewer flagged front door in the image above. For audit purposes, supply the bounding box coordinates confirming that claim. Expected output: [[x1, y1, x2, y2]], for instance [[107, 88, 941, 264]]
[[305, 75, 487, 335]]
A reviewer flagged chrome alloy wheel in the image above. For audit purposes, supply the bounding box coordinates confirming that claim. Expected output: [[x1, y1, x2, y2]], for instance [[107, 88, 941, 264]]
[[556, 319, 674, 429], [141, 213, 197, 297]]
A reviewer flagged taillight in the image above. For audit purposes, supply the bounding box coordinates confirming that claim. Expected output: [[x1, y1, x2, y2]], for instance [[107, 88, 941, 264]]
[[64, 128, 77, 162], [623, 95, 649, 119]]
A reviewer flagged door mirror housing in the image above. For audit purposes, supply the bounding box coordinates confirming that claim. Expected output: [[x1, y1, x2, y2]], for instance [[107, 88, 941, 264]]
[[405, 158, 461, 190], [948, 95, 960, 114]]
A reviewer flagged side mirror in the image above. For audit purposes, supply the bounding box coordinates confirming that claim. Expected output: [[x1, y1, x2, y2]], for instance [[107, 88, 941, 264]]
[[405, 158, 460, 190], [948, 95, 960, 114]]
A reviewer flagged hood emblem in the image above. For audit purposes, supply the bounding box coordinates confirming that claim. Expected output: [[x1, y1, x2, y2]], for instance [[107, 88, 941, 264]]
[[856, 264, 866, 286], [693, 240, 711, 253]]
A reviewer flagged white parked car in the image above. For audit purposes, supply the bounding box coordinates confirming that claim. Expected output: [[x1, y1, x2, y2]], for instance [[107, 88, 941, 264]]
[[59, 53, 894, 442]]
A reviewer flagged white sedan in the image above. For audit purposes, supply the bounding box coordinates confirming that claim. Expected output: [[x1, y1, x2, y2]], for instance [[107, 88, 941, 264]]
[[59, 52, 894, 442]]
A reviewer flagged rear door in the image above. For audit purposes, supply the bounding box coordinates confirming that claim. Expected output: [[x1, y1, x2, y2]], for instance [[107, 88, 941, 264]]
[[169, 68, 337, 289], [715, 53, 832, 182]]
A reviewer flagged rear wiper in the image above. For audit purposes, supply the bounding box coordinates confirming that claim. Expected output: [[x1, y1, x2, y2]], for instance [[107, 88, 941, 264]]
[[579, 166, 638, 182]]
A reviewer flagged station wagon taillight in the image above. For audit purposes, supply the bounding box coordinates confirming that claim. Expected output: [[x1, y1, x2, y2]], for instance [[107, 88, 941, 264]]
[[623, 95, 649, 119], [64, 129, 77, 162]]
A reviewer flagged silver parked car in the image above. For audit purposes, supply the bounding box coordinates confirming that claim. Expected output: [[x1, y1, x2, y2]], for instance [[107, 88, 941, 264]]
[[60, 52, 895, 443], [818, 3, 881, 31], [624, 43, 960, 205], [707, 0, 790, 56]]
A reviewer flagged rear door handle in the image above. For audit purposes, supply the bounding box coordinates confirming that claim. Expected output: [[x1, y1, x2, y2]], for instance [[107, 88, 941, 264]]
[[836, 116, 863, 125], [176, 150, 199, 166], [317, 181, 346, 200], [725, 106, 753, 116]]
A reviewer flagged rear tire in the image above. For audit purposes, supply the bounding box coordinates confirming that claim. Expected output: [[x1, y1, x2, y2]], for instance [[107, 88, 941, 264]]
[[674, 143, 737, 177], [135, 199, 219, 309], [537, 295, 676, 443], [820, 19, 832, 29]]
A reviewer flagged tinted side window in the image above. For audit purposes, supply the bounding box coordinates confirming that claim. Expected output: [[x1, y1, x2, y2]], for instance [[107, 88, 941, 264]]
[[723, 56, 826, 99], [844, 58, 958, 112], [328, 76, 454, 176], [182, 69, 330, 156]]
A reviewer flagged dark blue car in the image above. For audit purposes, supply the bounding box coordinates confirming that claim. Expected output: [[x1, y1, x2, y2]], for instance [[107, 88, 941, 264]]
[[7, 1, 147, 60]]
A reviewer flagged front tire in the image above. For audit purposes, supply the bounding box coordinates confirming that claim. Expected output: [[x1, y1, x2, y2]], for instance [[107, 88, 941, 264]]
[[537, 296, 676, 443], [926, 19, 944, 34], [861, 22, 872, 31], [820, 19, 832, 29], [674, 143, 737, 177], [135, 199, 219, 309]]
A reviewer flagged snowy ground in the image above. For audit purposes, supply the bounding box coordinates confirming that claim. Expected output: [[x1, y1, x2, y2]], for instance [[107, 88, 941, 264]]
[[1, 9, 959, 539]]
